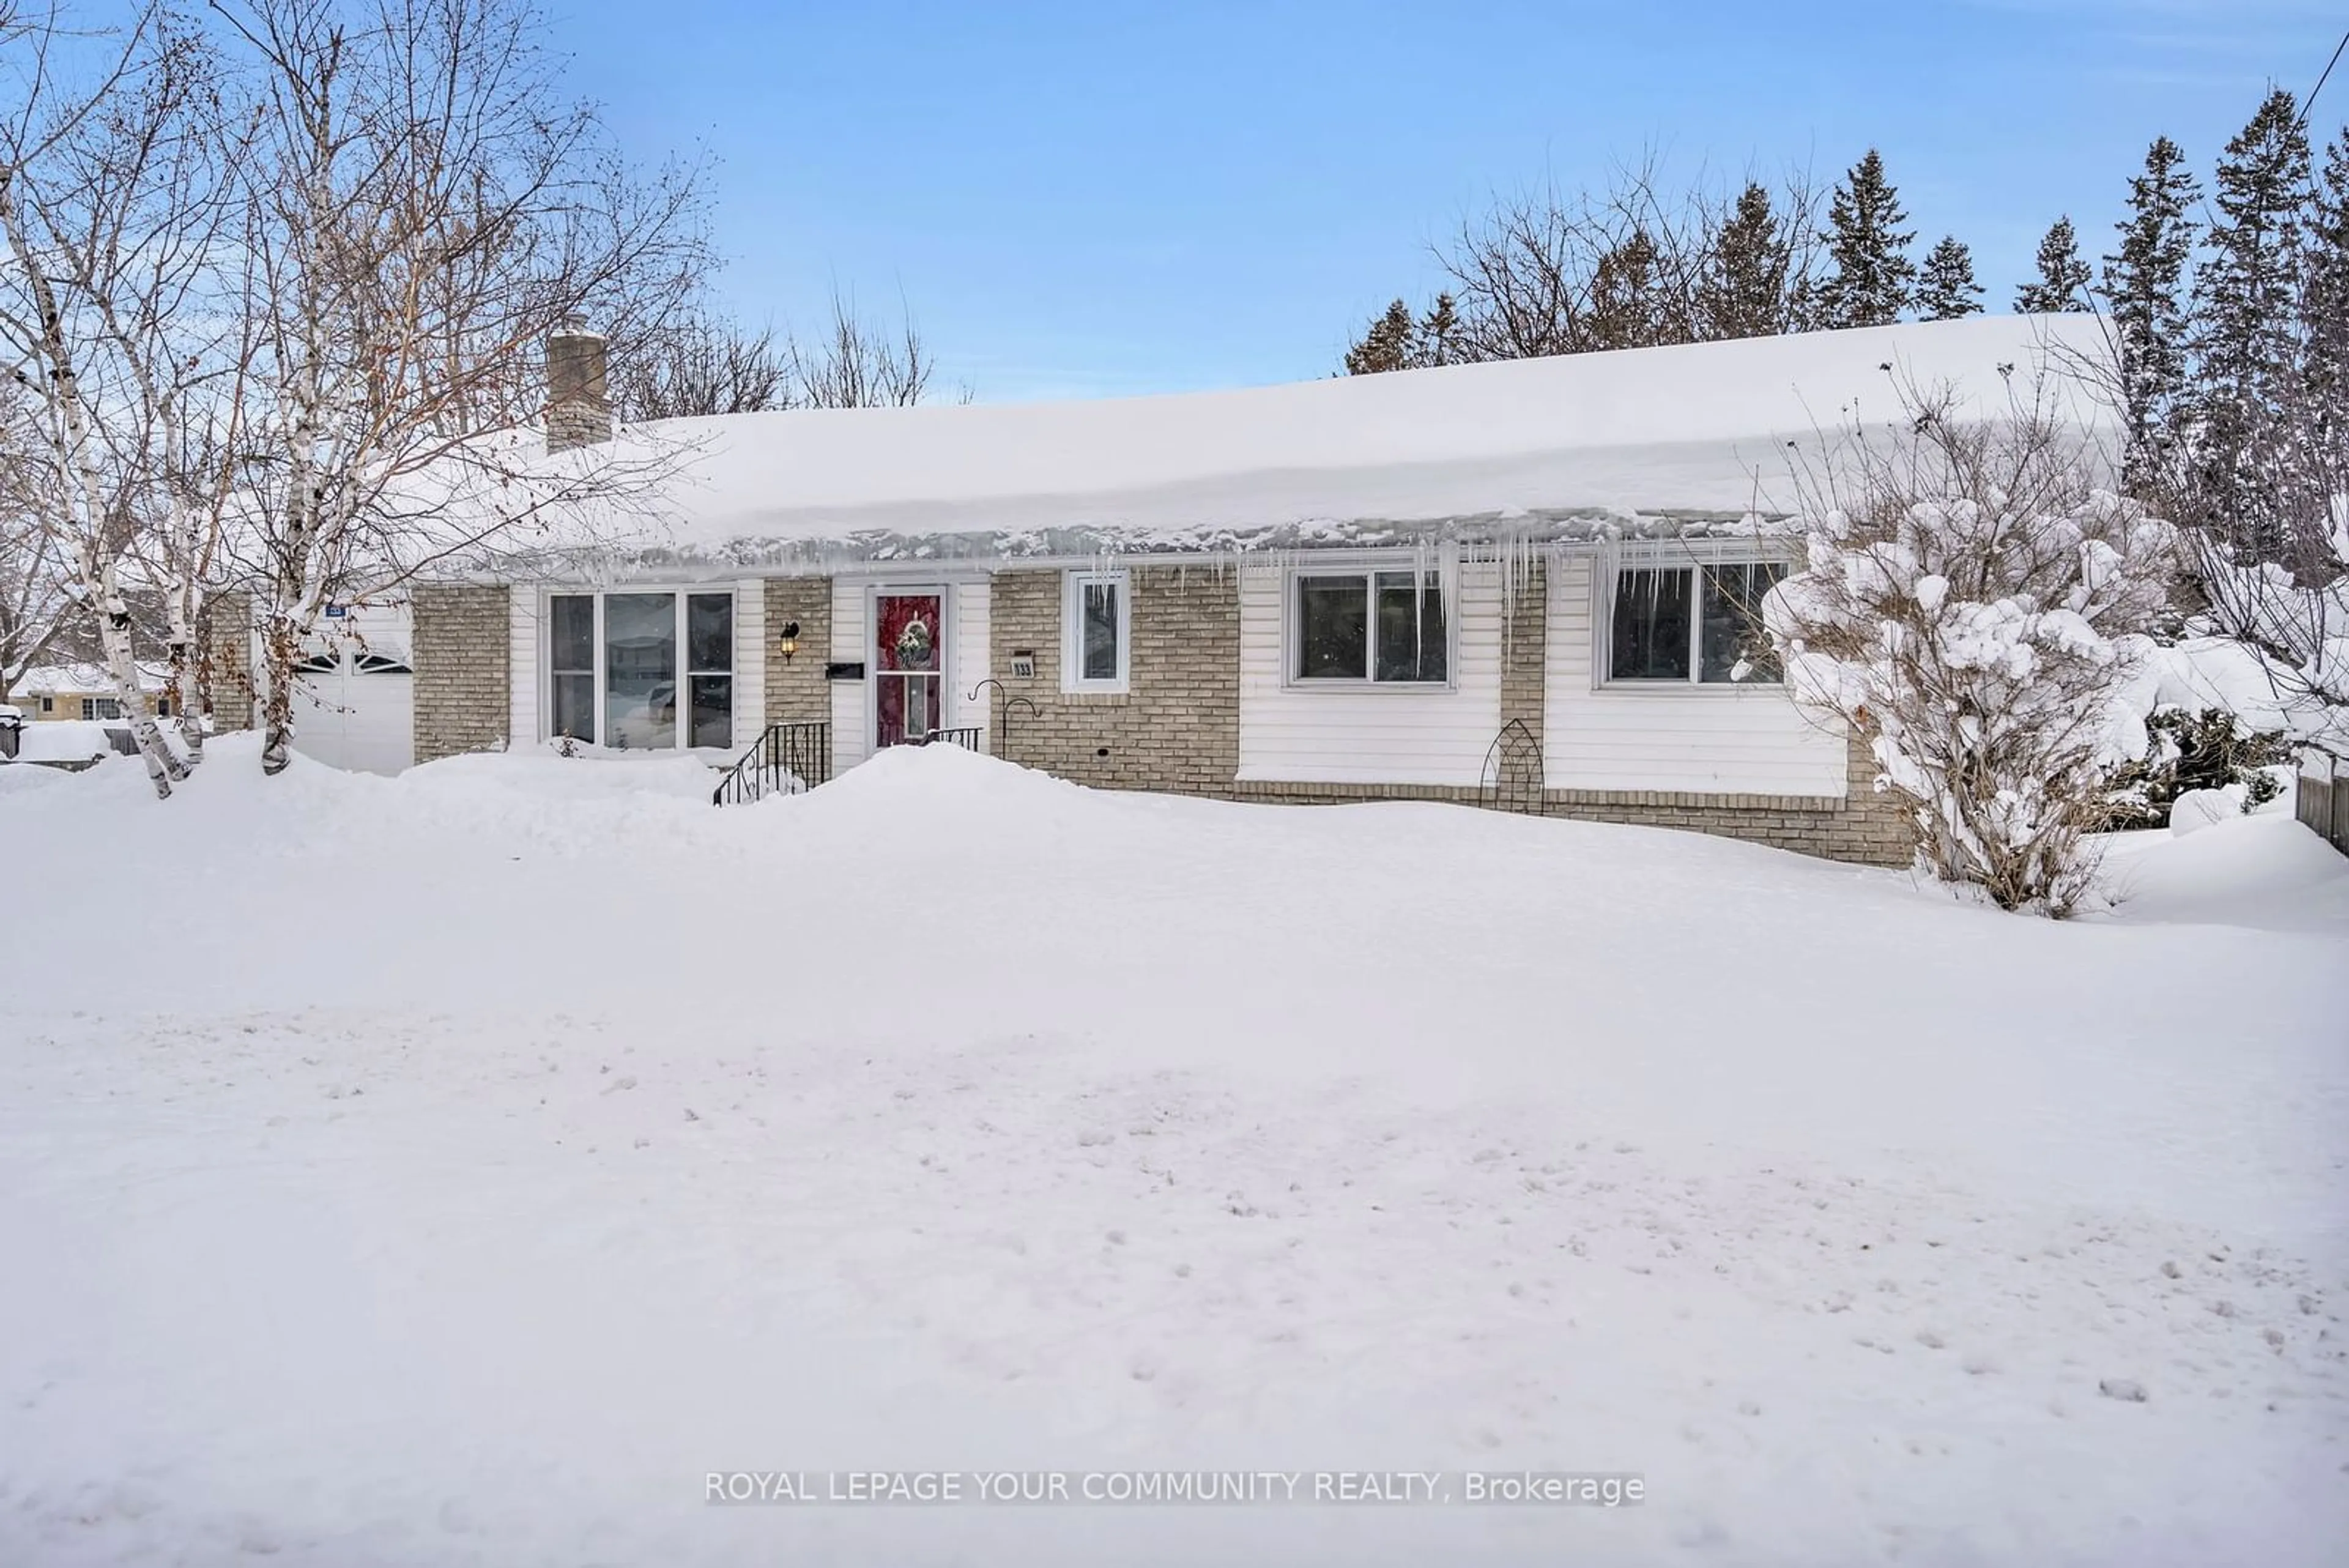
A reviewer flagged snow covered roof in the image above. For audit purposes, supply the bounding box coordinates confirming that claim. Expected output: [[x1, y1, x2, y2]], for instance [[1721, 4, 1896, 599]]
[[17, 661, 170, 695], [481, 314, 2114, 574]]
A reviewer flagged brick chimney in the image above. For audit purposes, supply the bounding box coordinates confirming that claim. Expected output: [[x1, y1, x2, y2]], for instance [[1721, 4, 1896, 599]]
[[545, 317, 611, 453]]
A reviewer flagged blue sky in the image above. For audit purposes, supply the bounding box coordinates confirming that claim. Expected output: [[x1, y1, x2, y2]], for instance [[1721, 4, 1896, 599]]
[[557, 0, 2349, 402]]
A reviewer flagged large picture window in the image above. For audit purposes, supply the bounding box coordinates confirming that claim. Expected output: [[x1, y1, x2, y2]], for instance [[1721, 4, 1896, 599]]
[[545, 590, 736, 748], [1293, 568, 1448, 684], [1609, 560, 1786, 684]]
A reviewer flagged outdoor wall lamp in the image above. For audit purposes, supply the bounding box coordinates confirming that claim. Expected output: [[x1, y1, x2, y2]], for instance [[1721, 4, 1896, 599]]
[[779, 621, 801, 661]]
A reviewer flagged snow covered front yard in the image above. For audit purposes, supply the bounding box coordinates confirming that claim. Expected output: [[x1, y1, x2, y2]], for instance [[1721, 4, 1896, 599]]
[[2, 743, 2344, 1566]]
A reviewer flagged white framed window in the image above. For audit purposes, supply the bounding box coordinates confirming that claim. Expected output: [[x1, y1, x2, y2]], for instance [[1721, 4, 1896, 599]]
[[544, 589, 736, 749], [39, 694, 54, 713], [1062, 570, 1130, 693], [1606, 559, 1786, 685], [81, 696, 122, 721], [1289, 567, 1449, 685]]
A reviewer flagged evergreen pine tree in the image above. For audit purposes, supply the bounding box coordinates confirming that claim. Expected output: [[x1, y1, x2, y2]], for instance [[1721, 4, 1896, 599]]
[[1814, 149, 1917, 327], [2192, 90, 2312, 423], [1917, 235, 1985, 319], [1701, 182, 1794, 340], [1587, 229, 1664, 349], [2013, 217, 2093, 313], [1416, 292, 1464, 366], [2102, 135, 2200, 477], [2299, 128, 2349, 423], [1344, 299, 1417, 375], [2189, 89, 2314, 552]]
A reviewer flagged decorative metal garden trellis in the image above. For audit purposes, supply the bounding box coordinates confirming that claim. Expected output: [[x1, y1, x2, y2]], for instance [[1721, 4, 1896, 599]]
[[1480, 718, 1545, 816]]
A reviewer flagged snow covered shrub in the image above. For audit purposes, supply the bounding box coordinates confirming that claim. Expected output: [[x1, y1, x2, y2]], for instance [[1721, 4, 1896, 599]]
[[2102, 707, 2292, 828], [1764, 400, 2175, 915]]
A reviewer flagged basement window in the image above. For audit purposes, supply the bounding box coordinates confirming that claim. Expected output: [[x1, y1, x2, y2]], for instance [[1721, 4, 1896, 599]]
[[1062, 570, 1129, 692], [546, 590, 735, 749], [1291, 568, 1449, 684], [1608, 560, 1786, 685]]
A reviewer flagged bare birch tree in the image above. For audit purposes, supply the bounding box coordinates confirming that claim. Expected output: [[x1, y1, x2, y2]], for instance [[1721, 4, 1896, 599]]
[[0, 2, 234, 794], [0, 374, 76, 699], [207, 0, 710, 773]]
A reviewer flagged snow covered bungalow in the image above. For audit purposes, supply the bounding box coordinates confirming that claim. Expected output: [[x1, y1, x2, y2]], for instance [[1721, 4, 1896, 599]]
[[12, 661, 176, 723], [214, 314, 2101, 864]]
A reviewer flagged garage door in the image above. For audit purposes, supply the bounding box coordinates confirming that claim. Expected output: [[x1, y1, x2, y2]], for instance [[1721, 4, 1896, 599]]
[[291, 606, 415, 775]]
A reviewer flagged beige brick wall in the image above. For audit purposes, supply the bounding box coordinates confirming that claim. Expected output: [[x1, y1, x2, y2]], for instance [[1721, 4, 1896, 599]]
[[1229, 729, 1911, 866], [762, 577, 833, 729], [989, 564, 1239, 793], [413, 584, 511, 762], [204, 590, 254, 732], [1829, 725, 1915, 865], [1498, 559, 1547, 745]]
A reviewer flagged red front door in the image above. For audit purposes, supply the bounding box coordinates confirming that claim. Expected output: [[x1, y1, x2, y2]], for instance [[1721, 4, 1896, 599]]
[[874, 592, 943, 748]]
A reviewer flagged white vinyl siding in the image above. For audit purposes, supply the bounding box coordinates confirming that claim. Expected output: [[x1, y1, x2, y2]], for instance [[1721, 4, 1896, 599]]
[[950, 578, 991, 746], [510, 590, 540, 747], [1237, 557, 1504, 787], [1543, 551, 1845, 797], [830, 577, 869, 772], [733, 578, 766, 750]]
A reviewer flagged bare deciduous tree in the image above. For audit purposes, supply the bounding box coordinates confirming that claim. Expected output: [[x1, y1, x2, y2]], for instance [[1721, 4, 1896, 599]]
[[2143, 313, 2349, 760], [0, 374, 75, 699], [610, 288, 963, 422], [1348, 156, 1830, 371], [787, 290, 941, 409], [208, 0, 710, 773], [2078, 114, 2349, 764], [0, 1, 232, 793], [610, 311, 791, 422]]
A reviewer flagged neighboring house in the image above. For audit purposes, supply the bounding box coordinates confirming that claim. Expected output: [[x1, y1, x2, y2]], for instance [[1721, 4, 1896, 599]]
[[12, 662, 174, 723], [207, 314, 2103, 864]]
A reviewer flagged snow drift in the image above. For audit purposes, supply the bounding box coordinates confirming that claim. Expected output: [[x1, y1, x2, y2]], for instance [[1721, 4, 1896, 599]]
[[1, 742, 2342, 1566]]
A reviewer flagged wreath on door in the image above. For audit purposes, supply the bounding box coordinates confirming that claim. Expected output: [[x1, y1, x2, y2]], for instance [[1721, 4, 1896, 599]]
[[894, 615, 935, 671]]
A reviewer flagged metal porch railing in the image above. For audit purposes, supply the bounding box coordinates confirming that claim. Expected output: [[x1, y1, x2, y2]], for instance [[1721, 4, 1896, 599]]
[[712, 721, 832, 806]]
